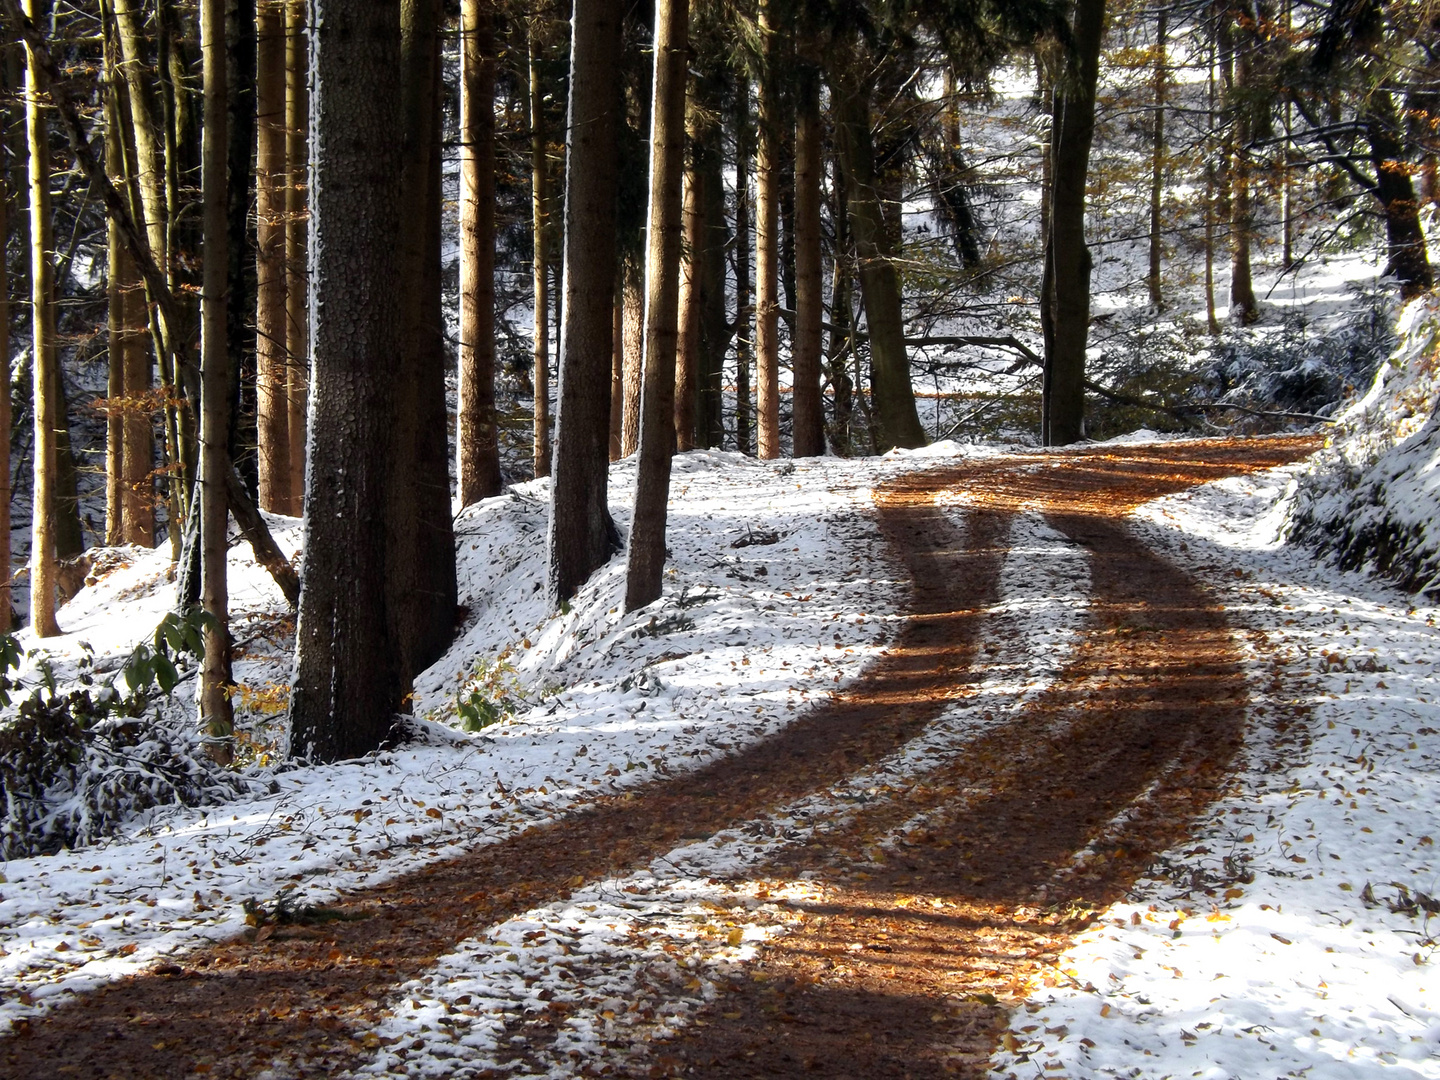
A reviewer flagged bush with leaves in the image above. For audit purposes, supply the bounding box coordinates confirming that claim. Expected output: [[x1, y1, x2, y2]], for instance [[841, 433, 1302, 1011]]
[[0, 609, 264, 858]]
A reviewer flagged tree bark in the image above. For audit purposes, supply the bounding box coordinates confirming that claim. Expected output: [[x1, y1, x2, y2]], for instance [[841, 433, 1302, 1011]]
[[199, 0, 234, 761], [624, 0, 688, 612], [674, 133, 700, 453], [528, 17, 551, 479], [0, 77, 10, 626], [697, 116, 727, 450], [1041, 0, 1105, 447], [791, 64, 824, 458], [733, 74, 752, 455], [284, 0, 307, 514], [288, 0, 405, 762], [256, 0, 289, 512], [546, 0, 623, 606], [620, 252, 643, 455], [458, 0, 503, 501], [104, 36, 130, 547], [1223, 14, 1257, 323], [1366, 90, 1433, 300], [23, 0, 58, 637], [1147, 9, 1166, 309], [610, 272, 624, 459], [831, 62, 926, 452], [754, 0, 780, 459], [390, 0, 457, 686]]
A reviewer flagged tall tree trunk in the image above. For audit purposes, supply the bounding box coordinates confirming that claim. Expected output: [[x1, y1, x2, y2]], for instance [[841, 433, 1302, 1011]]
[[620, 252, 643, 455], [104, 36, 130, 547], [23, 0, 58, 637], [256, 0, 289, 511], [227, 0, 257, 499], [284, 0, 307, 514], [458, 0, 502, 501], [610, 275, 624, 459], [199, 0, 234, 760], [529, 18, 551, 479], [1147, 8, 1166, 309], [546, 0, 623, 606], [0, 81, 10, 626], [754, 0, 780, 459], [697, 117, 727, 450], [733, 74, 752, 455], [831, 62, 926, 452], [791, 64, 824, 458], [1366, 90, 1434, 301], [390, 0, 457, 685], [114, 0, 191, 548], [674, 131, 700, 453], [1041, 0, 1105, 447], [1222, 15, 1257, 323], [1204, 33, 1219, 335], [289, 0, 406, 762], [624, 0, 688, 612]]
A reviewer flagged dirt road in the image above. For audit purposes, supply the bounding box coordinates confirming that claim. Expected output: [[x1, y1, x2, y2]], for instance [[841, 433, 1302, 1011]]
[[0, 437, 1317, 1079]]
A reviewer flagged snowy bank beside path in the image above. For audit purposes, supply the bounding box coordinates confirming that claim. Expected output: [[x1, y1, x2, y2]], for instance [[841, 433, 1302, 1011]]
[[993, 455, 1440, 1080]]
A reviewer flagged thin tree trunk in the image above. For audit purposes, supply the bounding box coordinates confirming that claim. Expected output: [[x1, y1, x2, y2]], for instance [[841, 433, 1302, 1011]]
[[1204, 33, 1219, 334], [610, 275, 624, 459], [1147, 8, 1166, 308], [199, 0, 234, 760], [624, 0, 688, 612], [754, 0, 780, 459], [831, 63, 926, 452], [256, 0, 289, 511], [620, 253, 643, 454], [1223, 16, 1257, 323], [674, 134, 700, 453], [458, 0, 502, 501], [791, 64, 824, 458], [0, 82, 10, 626], [546, 0, 623, 606], [529, 18, 551, 479], [104, 38, 128, 547], [284, 0, 307, 514], [697, 117, 727, 450], [23, 0, 58, 637], [289, 0, 405, 763], [733, 74, 752, 455]]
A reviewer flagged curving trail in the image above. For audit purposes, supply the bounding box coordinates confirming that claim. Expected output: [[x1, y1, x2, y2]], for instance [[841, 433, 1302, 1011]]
[[0, 437, 1317, 1079]]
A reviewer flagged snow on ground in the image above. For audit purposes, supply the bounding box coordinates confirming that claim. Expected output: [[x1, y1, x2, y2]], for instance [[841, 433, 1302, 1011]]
[[0, 449, 934, 1033], [992, 454, 1440, 1080]]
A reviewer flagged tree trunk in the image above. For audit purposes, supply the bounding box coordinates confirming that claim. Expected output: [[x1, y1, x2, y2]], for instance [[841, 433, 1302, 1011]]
[[284, 0, 307, 514], [0, 82, 10, 627], [624, 0, 688, 612], [390, 0, 457, 686], [1222, 15, 1257, 323], [458, 0, 502, 502], [529, 18, 551, 479], [199, 0, 234, 761], [697, 119, 727, 450], [754, 0, 780, 459], [1041, 0, 1105, 447], [288, 0, 405, 762], [620, 252, 643, 455], [791, 65, 824, 458], [831, 63, 926, 452], [104, 39, 130, 547], [1146, 9, 1166, 309], [546, 0, 623, 606], [256, 0, 289, 512], [610, 274, 624, 459], [23, 0, 58, 637], [1366, 90, 1434, 301], [1204, 33, 1219, 335], [733, 74, 752, 455], [674, 134, 700, 453]]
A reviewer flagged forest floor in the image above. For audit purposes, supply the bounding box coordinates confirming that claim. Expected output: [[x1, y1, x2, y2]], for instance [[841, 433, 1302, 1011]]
[[2, 435, 1439, 1079]]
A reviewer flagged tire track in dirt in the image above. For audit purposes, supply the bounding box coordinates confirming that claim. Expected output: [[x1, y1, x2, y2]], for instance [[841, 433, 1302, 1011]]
[[0, 466, 1009, 1079], [652, 437, 1319, 1079]]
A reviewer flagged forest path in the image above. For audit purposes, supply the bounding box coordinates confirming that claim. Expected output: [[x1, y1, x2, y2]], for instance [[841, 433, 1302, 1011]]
[[0, 437, 1316, 1080]]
